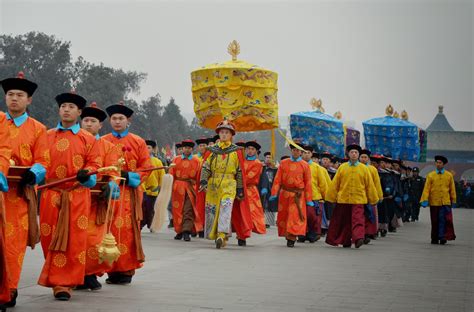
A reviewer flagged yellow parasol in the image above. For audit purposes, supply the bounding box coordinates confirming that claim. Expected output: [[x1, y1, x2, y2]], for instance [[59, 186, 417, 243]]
[[191, 40, 279, 132]]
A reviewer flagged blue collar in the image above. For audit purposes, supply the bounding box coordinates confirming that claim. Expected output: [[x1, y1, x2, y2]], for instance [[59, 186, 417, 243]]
[[57, 122, 80, 134], [112, 128, 129, 138], [95, 134, 100, 140], [349, 160, 359, 167], [197, 152, 202, 158], [436, 168, 445, 174], [307, 159, 313, 164], [6, 112, 28, 127], [246, 155, 257, 161], [290, 156, 302, 162], [181, 153, 193, 160]]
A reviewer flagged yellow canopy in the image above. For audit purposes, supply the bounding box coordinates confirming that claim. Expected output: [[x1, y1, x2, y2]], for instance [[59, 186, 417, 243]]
[[191, 41, 279, 132]]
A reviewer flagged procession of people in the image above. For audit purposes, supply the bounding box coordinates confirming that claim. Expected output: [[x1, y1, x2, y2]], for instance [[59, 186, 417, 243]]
[[0, 71, 459, 308]]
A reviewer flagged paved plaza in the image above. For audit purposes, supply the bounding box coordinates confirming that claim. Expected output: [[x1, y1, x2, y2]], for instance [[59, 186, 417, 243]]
[[12, 208, 473, 312]]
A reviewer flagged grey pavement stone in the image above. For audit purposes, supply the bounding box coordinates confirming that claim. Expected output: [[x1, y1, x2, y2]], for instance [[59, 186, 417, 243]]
[[8, 208, 474, 311]]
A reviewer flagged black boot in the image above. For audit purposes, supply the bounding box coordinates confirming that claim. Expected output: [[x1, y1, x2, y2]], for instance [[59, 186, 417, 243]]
[[198, 231, 204, 238], [237, 239, 246, 246], [440, 239, 447, 245], [381, 229, 387, 237], [363, 236, 371, 245], [431, 239, 439, 244], [183, 232, 191, 242], [355, 239, 364, 248], [174, 233, 183, 240], [106, 273, 132, 285], [191, 232, 197, 237], [168, 219, 174, 228], [286, 239, 295, 248], [5, 289, 18, 307], [297, 236, 306, 243], [85, 274, 102, 290]]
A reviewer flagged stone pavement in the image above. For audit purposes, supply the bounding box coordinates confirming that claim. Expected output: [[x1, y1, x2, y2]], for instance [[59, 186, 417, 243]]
[[11, 208, 474, 312]]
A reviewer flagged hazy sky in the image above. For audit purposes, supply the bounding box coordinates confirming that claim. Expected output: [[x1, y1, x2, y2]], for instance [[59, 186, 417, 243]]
[[1, 0, 473, 131]]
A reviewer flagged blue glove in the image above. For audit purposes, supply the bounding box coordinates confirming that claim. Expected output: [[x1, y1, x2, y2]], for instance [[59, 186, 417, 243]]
[[451, 202, 457, 209], [127, 172, 141, 188], [403, 194, 409, 202], [109, 181, 120, 199], [0, 172, 8, 192], [306, 201, 314, 207], [30, 163, 46, 185], [366, 205, 375, 223], [378, 199, 383, 205], [394, 197, 402, 204], [81, 174, 97, 188], [261, 188, 268, 195], [420, 200, 429, 208], [269, 195, 277, 202]]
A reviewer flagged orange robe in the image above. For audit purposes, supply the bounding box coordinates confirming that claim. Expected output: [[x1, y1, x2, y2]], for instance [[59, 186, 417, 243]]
[[38, 128, 100, 287], [0, 112, 12, 303], [5, 115, 49, 290], [169, 156, 201, 234], [243, 159, 266, 234], [102, 132, 151, 274], [271, 158, 312, 237], [85, 138, 119, 276]]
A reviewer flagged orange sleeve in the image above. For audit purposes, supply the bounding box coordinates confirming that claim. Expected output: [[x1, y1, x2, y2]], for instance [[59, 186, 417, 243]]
[[0, 114, 12, 175], [271, 163, 283, 197], [84, 135, 101, 172], [32, 123, 50, 170]]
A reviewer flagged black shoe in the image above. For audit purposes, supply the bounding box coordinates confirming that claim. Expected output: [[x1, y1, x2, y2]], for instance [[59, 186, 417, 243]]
[[54, 291, 71, 301], [183, 232, 191, 242], [265, 224, 270, 228], [381, 230, 387, 237], [343, 243, 351, 248], [355, 239, 364, 248], [174, 233, 183, 240], [86, 274, 102, 290], [5, 289, 18, 307], [168, 219, 174, 228], [106, 273, 132, 285], [440, 239, 447, 245], [119, 275, 132, 284], [191, 232, 197, 237], [237, 239, 246, 246], [297, 236, 306, 243], [287, 239, 295, 248], [198, 231, 204, 238], [363, 237, 371, 245], [431, 239, 439, 245]]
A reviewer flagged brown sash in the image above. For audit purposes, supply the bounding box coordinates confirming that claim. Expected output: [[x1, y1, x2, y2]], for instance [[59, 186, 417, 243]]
[[49, 185, 78, 252], [281, 186, 305, 222], [130, 188, 145, 262], [23, 187, 40, 248]]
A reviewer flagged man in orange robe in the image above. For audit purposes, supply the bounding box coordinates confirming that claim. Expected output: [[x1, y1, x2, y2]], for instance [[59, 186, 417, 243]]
[[270, 143, 313, 247], [77, 102, 120, 291], [38, 91, 101, 300], [102, 102, 151, 285], [0, 111, 12, 306], [1, 72, 49, 307], [170, 139, 201, 242], [236, 140, 266, 246]]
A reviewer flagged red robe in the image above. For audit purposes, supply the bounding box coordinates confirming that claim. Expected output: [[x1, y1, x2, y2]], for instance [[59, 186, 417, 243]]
[[169, 156, 201, 234], [5, 115, 49, 290], [242, 158, 266, 234], [102, 132, 151, 274], [271, 158, 312, 237], [38, 128, 101, 288], [85, 138, 119, 276]]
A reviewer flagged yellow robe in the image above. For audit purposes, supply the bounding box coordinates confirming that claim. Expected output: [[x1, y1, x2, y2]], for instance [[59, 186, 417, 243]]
[[420, 170, 456, 206]]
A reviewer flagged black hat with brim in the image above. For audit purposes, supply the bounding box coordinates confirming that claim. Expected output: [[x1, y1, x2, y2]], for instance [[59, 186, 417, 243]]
[[55, 92, 87, 109], [81, 105, 107, 122], [145, 140, 157, 148], [346, 144, 362, 154], [181, 140, 195, 148], [245, 141, 261, 150], [105, 104, 134, 118], [264, 152, 272, 157], [236, 141, 246, 147], [360, 149, 371, 156], [434, 155, 448, 164], [175, 143, 183, 148], [1, 75, 38, 96], [195, 138, 209, 145], [312, 152, 320, 158], [321, 152, 332, 159], [302, 145, 313, 152], [280, 155, 290, 160]]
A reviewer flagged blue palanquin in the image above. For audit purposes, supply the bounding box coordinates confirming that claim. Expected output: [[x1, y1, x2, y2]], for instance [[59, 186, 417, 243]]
[[363, 106, 420, 161], [289, 99, 345, 157]]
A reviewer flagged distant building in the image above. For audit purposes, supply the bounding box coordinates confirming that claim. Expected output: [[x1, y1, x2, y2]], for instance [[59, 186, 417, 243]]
[[426, 105, 474, 164]]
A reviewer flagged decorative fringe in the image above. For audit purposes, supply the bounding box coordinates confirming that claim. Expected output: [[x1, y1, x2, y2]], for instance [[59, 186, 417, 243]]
[[150, 174, 173, 232], [23, 187, 40, 249], [49, 190, 71, 252]]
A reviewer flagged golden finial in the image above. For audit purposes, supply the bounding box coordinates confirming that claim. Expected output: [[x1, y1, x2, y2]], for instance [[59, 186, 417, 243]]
[[401, 110, 409, 120], [385, 104, 394, 116], [333, 111, 342, 120], [227, 40, 240, 61], [393, 111, 400, 118], [310, 98, 325, 113], [438, 105, 444, 113]]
